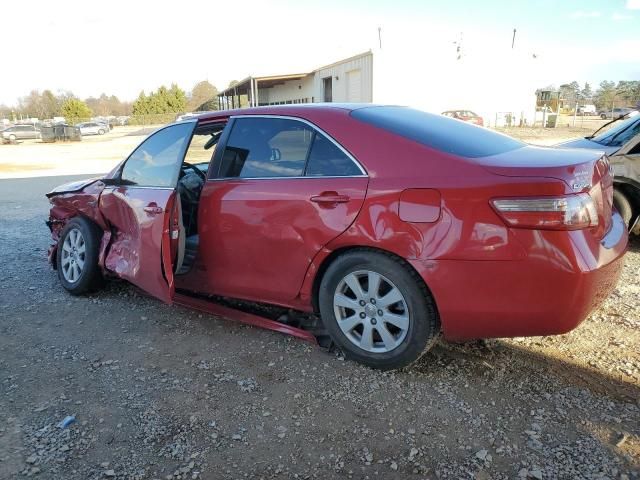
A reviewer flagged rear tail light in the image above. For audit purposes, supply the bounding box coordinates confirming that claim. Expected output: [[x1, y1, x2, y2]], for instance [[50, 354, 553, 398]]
[[491, 193, 599, 230]]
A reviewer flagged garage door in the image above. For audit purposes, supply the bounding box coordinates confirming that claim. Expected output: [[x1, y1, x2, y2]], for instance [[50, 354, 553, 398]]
[[347, 69, 362, 102]]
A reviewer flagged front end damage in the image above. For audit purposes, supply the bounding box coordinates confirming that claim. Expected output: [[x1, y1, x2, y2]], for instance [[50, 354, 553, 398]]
[[45, 177, 327, 346], [46, 178, 110, 269]]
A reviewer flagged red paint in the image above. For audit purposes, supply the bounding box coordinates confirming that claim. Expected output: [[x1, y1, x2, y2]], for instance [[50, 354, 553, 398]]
[[99, 187, 175, 304], [196, 177, 367, 304], [47, 105, 628, 343], [442, 110, 484, 126]]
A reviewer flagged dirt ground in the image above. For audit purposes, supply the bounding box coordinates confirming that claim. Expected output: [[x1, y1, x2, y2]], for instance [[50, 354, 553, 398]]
[[0, 127, 150, 179], [0, 126, 638, 479]]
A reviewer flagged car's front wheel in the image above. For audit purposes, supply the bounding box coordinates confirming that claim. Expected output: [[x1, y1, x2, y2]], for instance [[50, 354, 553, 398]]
[[56, 217, 103, 295], [319, 250, 440, 370]]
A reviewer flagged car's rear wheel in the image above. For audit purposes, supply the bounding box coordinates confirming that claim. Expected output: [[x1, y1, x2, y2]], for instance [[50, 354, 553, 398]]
[[319, 250, 440, 370], [56, 217, 103, 295], [98, 129, 105, 135], [613, 188, 633, 228]]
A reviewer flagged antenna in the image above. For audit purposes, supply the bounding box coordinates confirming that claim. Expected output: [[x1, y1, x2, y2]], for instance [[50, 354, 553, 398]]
[[378, 26, 382, 49], [512, 28, 516, 49]]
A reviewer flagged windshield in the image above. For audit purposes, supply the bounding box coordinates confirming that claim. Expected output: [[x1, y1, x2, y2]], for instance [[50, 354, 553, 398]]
[[591, 113, 640, 147]]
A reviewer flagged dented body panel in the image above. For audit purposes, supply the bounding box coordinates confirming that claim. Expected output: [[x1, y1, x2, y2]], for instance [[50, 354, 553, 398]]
[[46, 180, 108, 267], [98, 187, 176, 303]]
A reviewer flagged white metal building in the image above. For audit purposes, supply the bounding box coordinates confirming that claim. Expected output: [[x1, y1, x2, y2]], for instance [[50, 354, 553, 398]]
[[217, 52, 373, 109], [217, 37, 543, 128]]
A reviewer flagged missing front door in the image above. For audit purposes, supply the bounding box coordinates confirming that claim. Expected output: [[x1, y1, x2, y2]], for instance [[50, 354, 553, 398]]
[[323, 77, 333, 103]]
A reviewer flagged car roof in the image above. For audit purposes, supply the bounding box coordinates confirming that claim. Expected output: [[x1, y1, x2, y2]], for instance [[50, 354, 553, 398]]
[[195, 103, 387, 122]]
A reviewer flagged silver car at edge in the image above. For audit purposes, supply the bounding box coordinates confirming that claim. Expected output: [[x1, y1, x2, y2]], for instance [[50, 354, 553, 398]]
[[2, 125, 41, 142]]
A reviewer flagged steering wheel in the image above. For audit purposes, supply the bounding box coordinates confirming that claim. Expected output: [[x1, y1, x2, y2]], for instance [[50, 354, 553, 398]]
[[182, 162, 206, 181]]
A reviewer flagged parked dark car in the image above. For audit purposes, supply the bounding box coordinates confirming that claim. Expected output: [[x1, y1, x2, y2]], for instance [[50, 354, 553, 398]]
[[557, 110, 640, 235], [46, 105, 626, 369]]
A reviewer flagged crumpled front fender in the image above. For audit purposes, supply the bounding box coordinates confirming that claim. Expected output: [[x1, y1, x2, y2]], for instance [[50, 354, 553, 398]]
[[47, 180, 109, 268]]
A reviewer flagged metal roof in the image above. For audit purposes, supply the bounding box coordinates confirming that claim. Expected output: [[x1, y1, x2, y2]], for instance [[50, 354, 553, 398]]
[[195, 103, 380, 122], [217, 73, 310, 97]]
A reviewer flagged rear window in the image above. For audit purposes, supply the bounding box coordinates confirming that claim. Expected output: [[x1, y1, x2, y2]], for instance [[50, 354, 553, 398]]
[[351, 106, 524, 158]]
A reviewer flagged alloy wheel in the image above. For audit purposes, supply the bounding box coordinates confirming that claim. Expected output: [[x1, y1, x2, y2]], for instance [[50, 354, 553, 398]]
[[61, 228, 86, 283], [333, 270, 410, 353]]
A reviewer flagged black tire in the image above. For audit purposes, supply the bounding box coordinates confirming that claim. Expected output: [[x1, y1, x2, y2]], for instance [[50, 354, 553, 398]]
[[98, 129, 105, 135], [613, 188, 633, 229], [56, 216, 103, 295], [318, 249, 440, 370], [600, 114, 607, 119]]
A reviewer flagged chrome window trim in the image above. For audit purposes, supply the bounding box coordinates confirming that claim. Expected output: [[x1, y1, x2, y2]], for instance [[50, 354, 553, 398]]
[[215, 114, 368, 179], [207, 175, 367, 181]]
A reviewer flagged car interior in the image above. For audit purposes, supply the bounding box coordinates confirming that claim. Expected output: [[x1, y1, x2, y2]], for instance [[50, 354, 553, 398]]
[[175, 122, 225, 274]]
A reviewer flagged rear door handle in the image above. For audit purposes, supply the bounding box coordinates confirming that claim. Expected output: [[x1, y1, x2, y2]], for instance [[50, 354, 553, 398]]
[[310, 193, 350, 204], [143, 204, 164, 214]]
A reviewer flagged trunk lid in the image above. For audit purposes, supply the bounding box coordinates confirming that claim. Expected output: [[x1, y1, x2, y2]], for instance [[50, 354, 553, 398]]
[[478, 145, 614, 236]]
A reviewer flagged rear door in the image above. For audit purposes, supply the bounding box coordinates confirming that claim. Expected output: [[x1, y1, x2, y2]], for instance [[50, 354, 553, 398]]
[[99, 122, 196, 303], [198, 115, 368, 304], [17, 126, 29, 139]]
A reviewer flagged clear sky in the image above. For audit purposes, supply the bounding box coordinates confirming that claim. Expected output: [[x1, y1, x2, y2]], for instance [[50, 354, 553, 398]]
[[1, 0, 638, 105]]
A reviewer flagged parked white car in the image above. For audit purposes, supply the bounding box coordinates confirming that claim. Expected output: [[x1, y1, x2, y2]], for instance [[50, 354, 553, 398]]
[[76, 122, 107, 136]]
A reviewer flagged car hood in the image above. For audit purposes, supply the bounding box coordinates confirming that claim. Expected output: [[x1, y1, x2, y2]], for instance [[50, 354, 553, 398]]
[[555, 137, 619, 156], [46, 177, 103, 198]]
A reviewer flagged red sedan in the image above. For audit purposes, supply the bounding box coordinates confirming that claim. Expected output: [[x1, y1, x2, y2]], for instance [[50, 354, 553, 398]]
[[46, 105, 627, 369], [441, 109, 484, 126]]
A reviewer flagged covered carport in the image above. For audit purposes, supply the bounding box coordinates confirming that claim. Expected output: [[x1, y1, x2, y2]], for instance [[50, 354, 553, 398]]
[[217, 73, 309, 110]]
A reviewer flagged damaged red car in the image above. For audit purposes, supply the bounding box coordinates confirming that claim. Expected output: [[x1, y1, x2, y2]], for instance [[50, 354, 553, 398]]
[[46, 105, 627, 369]]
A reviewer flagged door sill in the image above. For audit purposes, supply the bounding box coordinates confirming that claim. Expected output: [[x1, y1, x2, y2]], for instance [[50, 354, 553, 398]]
[[173, 291, 318, 344]]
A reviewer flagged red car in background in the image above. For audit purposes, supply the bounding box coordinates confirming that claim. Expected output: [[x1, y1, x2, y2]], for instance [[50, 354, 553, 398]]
[[46, 105, 627, 369], [442, 109, 484, 126]]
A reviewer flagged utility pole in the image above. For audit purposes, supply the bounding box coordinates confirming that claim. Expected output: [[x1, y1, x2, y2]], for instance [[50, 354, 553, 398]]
[[573, 86, 579, 127], [512, 28, 516, 49], [454, 32, 463, 60]]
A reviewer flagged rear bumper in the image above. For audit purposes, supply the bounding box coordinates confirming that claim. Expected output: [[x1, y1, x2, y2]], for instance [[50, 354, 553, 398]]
[[411, 213, 628, 341]]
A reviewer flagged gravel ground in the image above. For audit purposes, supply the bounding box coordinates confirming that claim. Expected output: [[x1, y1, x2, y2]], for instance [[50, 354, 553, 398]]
[[0, 175, 638, 480]]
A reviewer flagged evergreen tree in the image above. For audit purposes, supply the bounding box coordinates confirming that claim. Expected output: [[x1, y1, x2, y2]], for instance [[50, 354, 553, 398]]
[[61, 98, 92, 123]]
